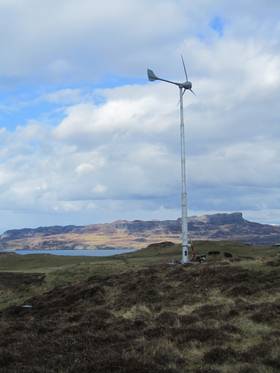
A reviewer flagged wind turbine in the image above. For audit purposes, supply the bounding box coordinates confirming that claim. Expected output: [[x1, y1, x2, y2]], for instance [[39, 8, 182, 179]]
[[147, 56, 195, 264]]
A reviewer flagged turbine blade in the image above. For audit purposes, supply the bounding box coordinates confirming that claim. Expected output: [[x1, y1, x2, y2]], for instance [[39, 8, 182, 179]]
[[190, 89, 196, 96], [181, 55, 188, 81]]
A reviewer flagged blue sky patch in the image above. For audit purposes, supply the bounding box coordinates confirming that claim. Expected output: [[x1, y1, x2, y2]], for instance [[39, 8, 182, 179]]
[[209, 16, 225, 36]]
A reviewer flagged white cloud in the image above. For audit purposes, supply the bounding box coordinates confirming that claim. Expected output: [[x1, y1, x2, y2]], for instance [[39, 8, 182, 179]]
[[44, 89, 83, 105], [92, 184, 107, 194], [54, 87, 176, 144]]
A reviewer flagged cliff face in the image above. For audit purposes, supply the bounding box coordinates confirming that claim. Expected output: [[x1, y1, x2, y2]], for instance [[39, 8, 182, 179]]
[[1, 212, 280, 250]]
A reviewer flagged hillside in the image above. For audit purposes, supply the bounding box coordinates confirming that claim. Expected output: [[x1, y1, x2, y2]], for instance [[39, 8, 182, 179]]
[[0, 242, 279, 372], [1, 212, 280, 250]]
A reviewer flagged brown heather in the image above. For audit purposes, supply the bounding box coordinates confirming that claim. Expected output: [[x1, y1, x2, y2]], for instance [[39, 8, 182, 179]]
[[0, 241, 279, 372]]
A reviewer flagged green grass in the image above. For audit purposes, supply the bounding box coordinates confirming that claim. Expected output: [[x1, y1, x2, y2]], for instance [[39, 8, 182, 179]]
[[0, 240, 277, 272], [0, 243, 279, 315], [0, 241, 278, 310]]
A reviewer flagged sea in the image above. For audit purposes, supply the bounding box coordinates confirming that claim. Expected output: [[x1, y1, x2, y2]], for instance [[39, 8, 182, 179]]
[[0, 248, 137, 257]]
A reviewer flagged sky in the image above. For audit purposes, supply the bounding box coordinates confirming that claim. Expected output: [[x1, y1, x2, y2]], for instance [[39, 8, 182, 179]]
[[0, 0, 280, 231]]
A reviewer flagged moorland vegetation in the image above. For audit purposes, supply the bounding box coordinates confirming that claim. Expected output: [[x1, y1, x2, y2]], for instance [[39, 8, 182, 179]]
[[0, 241, 279, 372]]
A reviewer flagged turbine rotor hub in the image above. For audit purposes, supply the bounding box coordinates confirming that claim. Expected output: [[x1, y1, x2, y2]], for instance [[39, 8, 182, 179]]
[[180, 81, 192, 90]]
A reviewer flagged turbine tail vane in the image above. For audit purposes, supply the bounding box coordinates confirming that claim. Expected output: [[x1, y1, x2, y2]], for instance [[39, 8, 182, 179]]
[[147, 69, 158, 81]]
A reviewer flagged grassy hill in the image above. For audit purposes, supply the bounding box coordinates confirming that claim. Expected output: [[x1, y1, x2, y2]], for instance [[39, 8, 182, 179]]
[[0, 241, 279, 372]]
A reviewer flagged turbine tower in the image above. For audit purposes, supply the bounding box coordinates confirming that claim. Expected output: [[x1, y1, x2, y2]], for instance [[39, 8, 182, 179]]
[[147, 56, 195, 264]]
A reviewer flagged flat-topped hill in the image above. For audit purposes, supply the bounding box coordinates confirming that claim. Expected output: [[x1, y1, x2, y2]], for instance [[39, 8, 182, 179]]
[[1, 212, 280, 250]]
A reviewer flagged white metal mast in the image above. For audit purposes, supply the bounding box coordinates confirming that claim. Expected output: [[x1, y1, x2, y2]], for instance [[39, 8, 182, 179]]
[[147, 57, 194, 264], [179, 86, 188, 263]]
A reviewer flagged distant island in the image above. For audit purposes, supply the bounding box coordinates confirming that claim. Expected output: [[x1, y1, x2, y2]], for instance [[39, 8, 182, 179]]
[[1, 212, 280, 251]]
